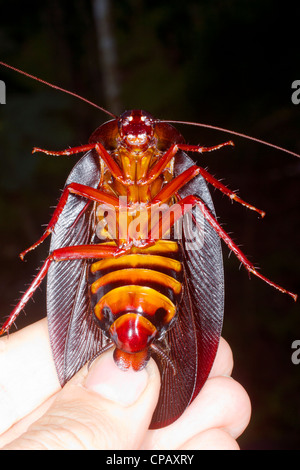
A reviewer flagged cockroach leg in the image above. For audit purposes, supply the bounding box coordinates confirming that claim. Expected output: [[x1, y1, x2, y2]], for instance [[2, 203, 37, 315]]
[[149, 194, 296, 301], [139, 143, 179, 185], [94, 143, 126, 184], [177, 141, 235, 154], [150, 343, 177, 376], [179, 195, 297, 301], [20, 183, 120, 260], [0, 244, 119, 335], [139, 140, 234, 186], [151, 164, 265, 217], [34, 141, 128, 185], [32, 143, 96, 156]]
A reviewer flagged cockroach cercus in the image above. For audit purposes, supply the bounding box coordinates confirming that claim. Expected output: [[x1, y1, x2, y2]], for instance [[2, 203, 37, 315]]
[[0, 61, 297, 429]]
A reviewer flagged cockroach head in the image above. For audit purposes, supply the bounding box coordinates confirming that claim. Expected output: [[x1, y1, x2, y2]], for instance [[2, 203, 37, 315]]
[[118, 110, 156, 149]]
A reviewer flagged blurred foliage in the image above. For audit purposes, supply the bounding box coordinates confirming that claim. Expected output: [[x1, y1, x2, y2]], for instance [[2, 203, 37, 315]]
[[0, 0, 299, 449]]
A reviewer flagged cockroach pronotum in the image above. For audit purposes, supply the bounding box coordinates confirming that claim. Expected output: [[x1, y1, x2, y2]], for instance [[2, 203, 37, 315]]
[[0, 61, 298, 429]]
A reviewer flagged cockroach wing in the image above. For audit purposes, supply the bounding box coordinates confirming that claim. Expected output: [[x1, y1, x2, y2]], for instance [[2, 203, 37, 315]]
[[46, 144, 224, 428], [150, 150, 224, 429], [47, 150, 110, 386]]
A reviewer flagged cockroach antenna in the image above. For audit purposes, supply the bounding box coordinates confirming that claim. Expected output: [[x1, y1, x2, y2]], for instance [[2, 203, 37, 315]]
[[162, 119, 300, 159], [0, 60, 117, 119]]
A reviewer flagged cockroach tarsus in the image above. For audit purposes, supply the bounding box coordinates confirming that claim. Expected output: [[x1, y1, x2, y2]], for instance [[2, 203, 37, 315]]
[[0, 61, 298, 429]]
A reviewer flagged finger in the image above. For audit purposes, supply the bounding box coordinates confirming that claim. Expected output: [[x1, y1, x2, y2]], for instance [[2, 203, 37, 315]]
[[0, 394, 57, 448], [2, 349, 161, 450], [142, 375, 251, 450], [179, 428, 240, 450], [0, 319, 60, 434], [209, 337, 234, 378]]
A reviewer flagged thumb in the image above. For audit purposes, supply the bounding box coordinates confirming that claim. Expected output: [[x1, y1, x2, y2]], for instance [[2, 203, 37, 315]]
[[3, 349, 161, 450]]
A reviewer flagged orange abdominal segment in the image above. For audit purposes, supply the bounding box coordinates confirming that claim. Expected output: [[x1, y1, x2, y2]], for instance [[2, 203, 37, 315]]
[[91, 253, 181, 273], [94, 285, 177, 323], [90, 239, 182, 370], [91, 268, 182, 296]]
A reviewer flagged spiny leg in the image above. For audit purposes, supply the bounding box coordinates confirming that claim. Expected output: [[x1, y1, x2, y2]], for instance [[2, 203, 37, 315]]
[[150, 164, 265, 217], [20, 183, 120, 260], [141, 139, 264, 217], [150, 195, 297, 301], [139, 140, 234, 186], [33, 142, 126, 185], [26, 141, 134, 259], [0, 244, 120, 335], [33, 143, 96, 156]]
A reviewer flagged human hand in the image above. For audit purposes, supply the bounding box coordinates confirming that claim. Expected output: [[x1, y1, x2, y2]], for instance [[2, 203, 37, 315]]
[[0, 318, 250, 450]]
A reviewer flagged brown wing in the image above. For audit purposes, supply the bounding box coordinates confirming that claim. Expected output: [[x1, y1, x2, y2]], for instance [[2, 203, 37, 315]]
[[150, 150, 224, 428], [47, 150, 110, 386]]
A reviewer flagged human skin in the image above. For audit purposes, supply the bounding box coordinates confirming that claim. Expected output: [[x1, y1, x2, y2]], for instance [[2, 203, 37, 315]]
[[0, 318, 251, 450]]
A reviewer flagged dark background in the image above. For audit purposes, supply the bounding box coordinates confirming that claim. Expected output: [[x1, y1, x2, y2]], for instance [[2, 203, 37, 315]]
[[0, 0, 299, 449]]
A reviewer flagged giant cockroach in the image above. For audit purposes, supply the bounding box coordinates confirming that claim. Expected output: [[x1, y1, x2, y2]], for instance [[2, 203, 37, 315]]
[[0, 62, 297, 429]]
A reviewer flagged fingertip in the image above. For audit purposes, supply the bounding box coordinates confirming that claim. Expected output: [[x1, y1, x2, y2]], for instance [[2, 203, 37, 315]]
[[180, 428, 240, 450], [204, 376, 251, 439], [4, 351, 161, 450], [210, 337, 234, 378], [85, 351, 149, 406]]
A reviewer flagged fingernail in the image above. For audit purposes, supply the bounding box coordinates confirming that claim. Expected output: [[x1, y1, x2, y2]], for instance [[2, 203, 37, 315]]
[[85, 352, 149, 406]]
